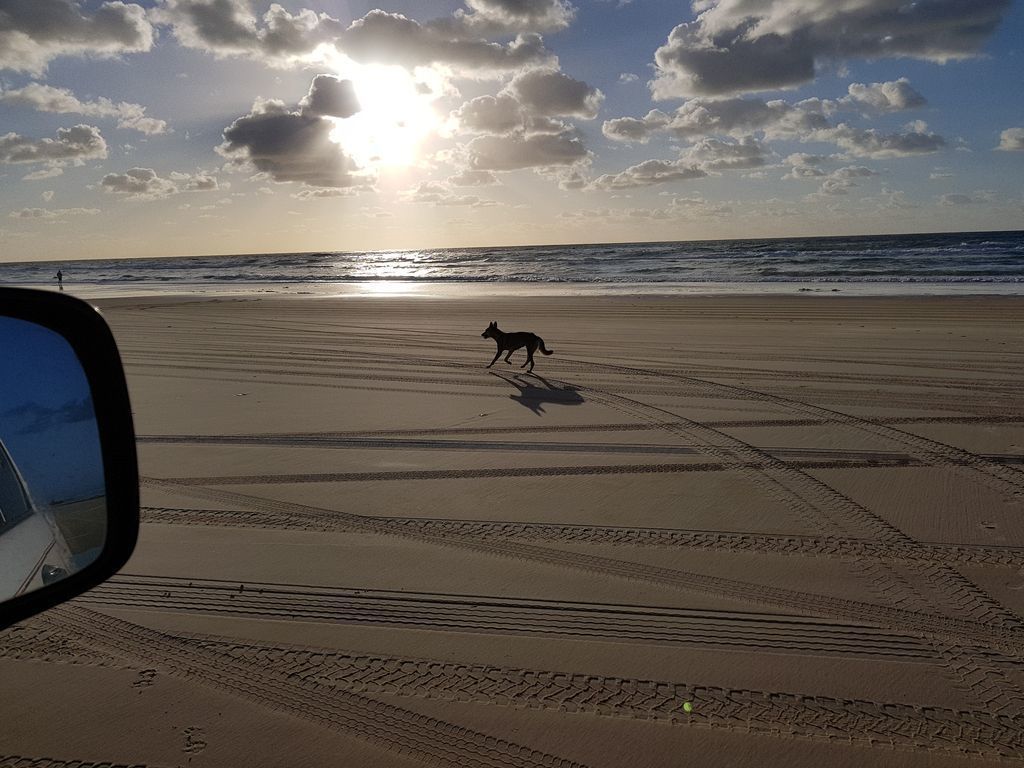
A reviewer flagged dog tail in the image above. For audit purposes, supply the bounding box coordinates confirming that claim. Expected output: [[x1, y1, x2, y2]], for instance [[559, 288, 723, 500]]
[[538, 337, 554, 355]]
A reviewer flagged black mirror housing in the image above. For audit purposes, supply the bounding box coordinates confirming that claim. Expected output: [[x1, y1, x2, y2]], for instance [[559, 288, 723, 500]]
[[0, 287, 138, 629]]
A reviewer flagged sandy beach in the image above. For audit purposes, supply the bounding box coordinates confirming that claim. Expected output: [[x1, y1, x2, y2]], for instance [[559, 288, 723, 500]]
[[4, 292, 1024, 767]]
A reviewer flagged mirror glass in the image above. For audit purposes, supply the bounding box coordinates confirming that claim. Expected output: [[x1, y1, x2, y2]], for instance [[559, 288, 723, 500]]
[[0, 317, 106, 601]]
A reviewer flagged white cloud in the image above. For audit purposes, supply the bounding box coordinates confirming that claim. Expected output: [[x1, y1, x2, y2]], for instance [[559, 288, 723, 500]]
[[679, 136, 769, 170], [603, 97, 829, 143], [9, 206, 100, 219], [939, 191, 993, 206], [840, 78, 926, 113], [0, 0, 154, 75], [452, 0, 575, 35], [402, 180, 498, 206], [650, 0, 1009, 98], [618, 72, 639, 84], [100, 167, 219, 199], [0, 83, 169, 134], [589, 158, 706, 190], [996, 128, 1024, 151]]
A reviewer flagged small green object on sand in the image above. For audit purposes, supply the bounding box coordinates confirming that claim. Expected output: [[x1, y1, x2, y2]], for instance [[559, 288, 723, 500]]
[[683, 701, 693, 713]]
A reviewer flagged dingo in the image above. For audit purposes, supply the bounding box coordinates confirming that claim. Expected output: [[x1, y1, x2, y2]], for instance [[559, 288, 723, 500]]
[[481, 321, 553, 373]]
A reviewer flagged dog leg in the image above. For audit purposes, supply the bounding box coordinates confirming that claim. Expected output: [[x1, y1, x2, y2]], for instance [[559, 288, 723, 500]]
[[487, 349, 502, 368]]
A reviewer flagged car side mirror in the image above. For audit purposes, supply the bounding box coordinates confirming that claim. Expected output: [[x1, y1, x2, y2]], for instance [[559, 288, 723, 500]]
[[0, 287, 138, 630]]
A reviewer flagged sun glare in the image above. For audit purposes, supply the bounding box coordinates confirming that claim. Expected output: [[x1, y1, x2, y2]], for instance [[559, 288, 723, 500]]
[[324, 58, 442, 170]]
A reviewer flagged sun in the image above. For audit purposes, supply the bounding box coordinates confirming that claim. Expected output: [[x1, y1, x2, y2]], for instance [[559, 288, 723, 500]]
[[320, 54, 443, 170]]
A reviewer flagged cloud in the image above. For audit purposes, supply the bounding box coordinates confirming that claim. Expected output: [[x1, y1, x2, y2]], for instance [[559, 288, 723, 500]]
[[452, 0, 575, 35], [650, 0, 1010, 98], [603, 97, 829, 143], [290, 187, 358, 199], [0, 0, 154, 75], [452, 94, 525, 134], [466, 130, 588, 170], [402, 180, 498, 206], [589, 158, 707, 190], [100, 167, 219, 198], [0, 83, 169, 134], [447, 169, 499, 186], [299, 75, 360, 118], [156, 2, 563, 74], [338, 10, 554, 75], [939, 191, 992, 205], [0, 125, 108, 176], [814, 121, 946, 158], [219, 95, 361, 188], [2, 397, 94, 434], [812, 165, 879, 196], [996, 127, 1024, 151], [840, 78, 926, 113], [154, 0, 343, 64], [9, 207, 100, 220], [506, 67, 603, 118], [618, 72, 639, 83], [679, 136, 769, 170]]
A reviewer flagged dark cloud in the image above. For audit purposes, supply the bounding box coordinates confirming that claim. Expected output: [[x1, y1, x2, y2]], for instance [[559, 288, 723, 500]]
[[815, 121, 946, 158], [100, 166, 219, 198], [447, 169, 499, 186], [467, 130, 588, 170], [2, 397, 94, 435], [219, 97, 359, 188], [507, 67, 603, 118], [0, 0, 154, 74], [651, 0, 1010, 98], [0, 125, 107, 173], [453, 94, 525, 134], [299, 75, 359, 119], [154, 0, 343, 63], [340, 10, 553, 74]]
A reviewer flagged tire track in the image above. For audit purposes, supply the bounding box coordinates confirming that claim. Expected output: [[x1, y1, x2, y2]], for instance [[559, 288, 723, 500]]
[[44, 606, 587, 768], [80, 576, 935, 662], [565, 357, 1024, 502], [0, 758, 170, 768], [562, 379, 1024, 710], [188, 636, 1024, 760], [139, 506, 1024, 568], [138, 478, 1024, 657], [158, 456, 920, 486], [13, 609, 1024, 758]]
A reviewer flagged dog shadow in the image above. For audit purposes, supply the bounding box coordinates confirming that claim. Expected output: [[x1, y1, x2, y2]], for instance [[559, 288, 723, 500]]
[[490, 371, 584, 415]]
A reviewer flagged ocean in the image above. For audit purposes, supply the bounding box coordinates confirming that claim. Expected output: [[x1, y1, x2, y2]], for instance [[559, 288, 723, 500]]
[[2, 230, 1023, 297]]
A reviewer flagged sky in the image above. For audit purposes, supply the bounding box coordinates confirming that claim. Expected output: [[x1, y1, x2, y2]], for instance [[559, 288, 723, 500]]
[[0, 318, 104, 504], [0, 0, 1022, 261]]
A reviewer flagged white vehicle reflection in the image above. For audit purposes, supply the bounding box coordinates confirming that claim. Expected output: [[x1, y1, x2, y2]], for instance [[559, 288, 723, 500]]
[[0, 438, 76, 600]]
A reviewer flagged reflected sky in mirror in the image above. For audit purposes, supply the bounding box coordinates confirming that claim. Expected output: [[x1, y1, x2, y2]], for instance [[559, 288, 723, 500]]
[[0, 318, 105, 599]]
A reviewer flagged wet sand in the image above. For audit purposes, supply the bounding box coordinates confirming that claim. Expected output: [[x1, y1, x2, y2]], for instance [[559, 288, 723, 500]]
[[4, 293, 1024, 767]]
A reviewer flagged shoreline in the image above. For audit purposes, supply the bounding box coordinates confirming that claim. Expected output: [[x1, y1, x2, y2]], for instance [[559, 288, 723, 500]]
[[13, 279, 1024, 301]]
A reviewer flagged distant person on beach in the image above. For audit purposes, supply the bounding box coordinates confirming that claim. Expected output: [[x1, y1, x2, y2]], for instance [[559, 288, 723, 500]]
[[55, 270, 63, 290]]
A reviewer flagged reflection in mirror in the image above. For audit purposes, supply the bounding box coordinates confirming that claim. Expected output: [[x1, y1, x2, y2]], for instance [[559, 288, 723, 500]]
[[0, 317, 106, 601]]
